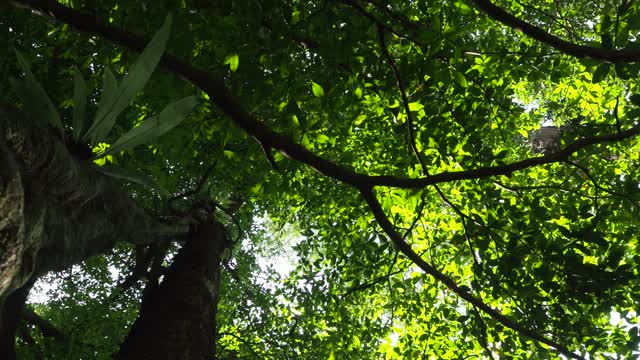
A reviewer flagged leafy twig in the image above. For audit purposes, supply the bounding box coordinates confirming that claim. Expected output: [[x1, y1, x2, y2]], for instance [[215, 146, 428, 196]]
[[359, 187, 585, 360], [168, 160, 217, 203], [470, 0, 640, 62], [15, 0, 640, 192]]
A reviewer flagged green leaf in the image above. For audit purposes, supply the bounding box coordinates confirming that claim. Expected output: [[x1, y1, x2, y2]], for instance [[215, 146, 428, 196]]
[[95, 165, 168, 197], [599, 14, 612, 33], [291, 11, 301, 25], [291, 114, 300, 126], [224, 54, 239, 72], [85, 67, 118, 144], [85, 14, 173, 145], [72, 66, 89, 141], [354, 114, 366, 125], [615, 62, 634, 80], [13, 50, 62, 132], [100, 96, 198, 157], [311, 82, 325, 97], [494, 149, 509, 159], [9, 78, 44, 128], [591, 63, 610, 83], [453, 71, 468, 87], [316, 134, 330, 143], [408, 102, 424, 111], [601, 33, 613, 49], [453, 1, 474, 15]]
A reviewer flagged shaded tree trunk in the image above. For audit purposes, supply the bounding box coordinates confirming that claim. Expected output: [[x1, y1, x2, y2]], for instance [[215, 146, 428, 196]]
[[0, 106, 187, 352], [0, 105, 185, 298], [0, 281, 33, 360], [117, 219, 227, 360]]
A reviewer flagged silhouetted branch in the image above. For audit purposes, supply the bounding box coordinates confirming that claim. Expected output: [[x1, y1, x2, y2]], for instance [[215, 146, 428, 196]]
[[565, 160, 640, 208], [470, 0, 640, 62], [359, 187, 585, 360], [168, 161, 218, 203], [343, 268, 403, 297], [21, 309, 65, 341], [362, 0, 421, 31], [335, 0, 426, 48], [377, 24, 426, 172], [13, 0, 640, 194]]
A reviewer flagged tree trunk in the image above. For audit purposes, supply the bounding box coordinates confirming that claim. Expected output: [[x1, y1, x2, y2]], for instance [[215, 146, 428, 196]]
[[0, 105, 187, 352], [117, 219, 227, 360], [0, 105, 186, 299], [0, 281, 33, 360]]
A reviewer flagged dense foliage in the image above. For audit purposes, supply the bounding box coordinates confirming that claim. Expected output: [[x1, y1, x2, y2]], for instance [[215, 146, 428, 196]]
[[2, 0, 640, 358]]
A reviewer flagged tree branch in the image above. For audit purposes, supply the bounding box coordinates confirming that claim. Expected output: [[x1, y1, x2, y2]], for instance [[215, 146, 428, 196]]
[[366, 125, 640, 188], [470, 0, 640, 62], [5, 4, 629, 356], [358, 187, 585, 360], [21, 308, 65, 341], [13, 0, 640, 195], [377, 24, 426, 171], [335, 0, 427, 48]]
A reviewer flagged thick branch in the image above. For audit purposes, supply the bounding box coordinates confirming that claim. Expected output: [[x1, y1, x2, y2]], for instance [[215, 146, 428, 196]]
[[6, 3, 631, 356], [13, 0, 640, 194], [359, 188, 584, 360], [0, 105, 186, 299], [117, 219, 226, 359], [366, 126, 640, 188], [470, 0, 640, 62], [21, 308, 64, 341]]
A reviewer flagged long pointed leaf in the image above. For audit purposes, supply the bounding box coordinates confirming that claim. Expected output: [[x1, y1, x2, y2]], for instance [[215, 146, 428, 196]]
[[13, 50, 62, 132], [72, 66, 89, 141], [84, 67, 118, 144], [9, 77, 47, 128], [86, 14, 173, 145], [95, 165, 168, 197], [100, 96, 198, 157]]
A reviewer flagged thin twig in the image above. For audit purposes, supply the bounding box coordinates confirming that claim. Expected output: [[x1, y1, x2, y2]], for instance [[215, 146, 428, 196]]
[[168, 160, 218, 202], [359, 187, 585, 360]]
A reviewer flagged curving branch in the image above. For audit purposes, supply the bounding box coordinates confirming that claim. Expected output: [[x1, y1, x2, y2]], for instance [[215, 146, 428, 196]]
[[6, 2, 630, 357], [358, 187, 584, 360], [21, 309, 65, 341], [376, 24, 426, 171], [366, 126, 640, 188], [362, 0, 421, 32], [565, 160, 640, 209], [335, 0, 427, 48], [470, 0, 640, 62], [12, 0, 640, 193]]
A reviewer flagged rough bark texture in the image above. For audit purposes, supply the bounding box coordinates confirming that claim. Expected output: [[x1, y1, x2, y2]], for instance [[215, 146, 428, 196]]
[[0, 105, 186, 300], [117, 219, 227, 360], [0, 125, 27, 303], [0, 105, 188, 354]]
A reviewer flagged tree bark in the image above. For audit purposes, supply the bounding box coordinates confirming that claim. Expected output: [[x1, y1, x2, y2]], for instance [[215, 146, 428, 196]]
[[0, 281, 33, 360], [117, 219, 227, 360], [0, 105, 186, 300], [0, 105, 188, 353]]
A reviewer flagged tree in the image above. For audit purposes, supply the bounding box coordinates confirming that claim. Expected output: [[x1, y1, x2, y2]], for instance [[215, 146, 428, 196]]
[[1, 0, 640, 358]]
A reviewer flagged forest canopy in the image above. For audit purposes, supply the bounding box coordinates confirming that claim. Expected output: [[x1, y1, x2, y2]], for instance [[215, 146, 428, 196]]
[[1, 0, 640, 359]]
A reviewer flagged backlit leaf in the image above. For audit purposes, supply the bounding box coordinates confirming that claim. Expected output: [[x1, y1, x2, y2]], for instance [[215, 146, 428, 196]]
[[312, 81, 325, 97]]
